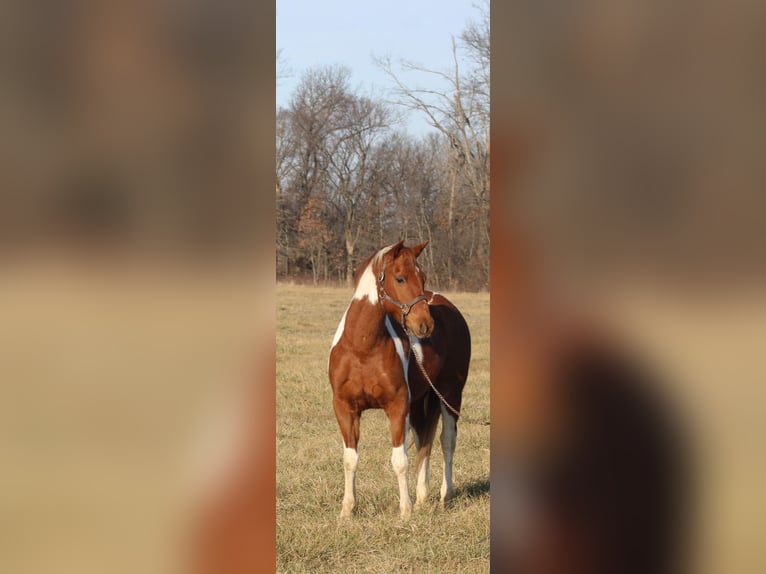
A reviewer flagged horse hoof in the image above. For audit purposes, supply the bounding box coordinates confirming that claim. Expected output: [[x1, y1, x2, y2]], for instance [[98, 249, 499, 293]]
[[399, 506, 412, 520], [339, 504, 355, 520]]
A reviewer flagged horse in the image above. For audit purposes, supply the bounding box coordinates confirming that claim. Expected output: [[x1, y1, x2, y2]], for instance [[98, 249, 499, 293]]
[[328, 240, 471, 519]]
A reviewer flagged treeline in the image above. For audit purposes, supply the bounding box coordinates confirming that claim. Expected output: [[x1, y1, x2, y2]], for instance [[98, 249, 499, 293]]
[[276, 8, 489, 291]]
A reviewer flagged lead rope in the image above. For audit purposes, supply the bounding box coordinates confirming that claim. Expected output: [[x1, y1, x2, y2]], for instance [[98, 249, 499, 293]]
[[409, 342, 462, 418]]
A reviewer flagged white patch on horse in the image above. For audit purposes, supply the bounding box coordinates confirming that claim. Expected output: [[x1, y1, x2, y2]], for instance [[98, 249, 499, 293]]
[[385, 315, 410, 401], [332, 243, 394, 354], [353, 265, 378, 303], [341, 445, 359, 518], [391, 443, 408, 472], [409, 336, 424, 363], [352, 244, 395, 304], [333, 244, 398, 365], [391, 441, 412, 518], [415, 448, 431, 506], [330, 309, 347, 349]]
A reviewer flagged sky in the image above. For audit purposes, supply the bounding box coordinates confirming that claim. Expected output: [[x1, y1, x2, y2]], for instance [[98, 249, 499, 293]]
[[276, 0, 485, 136]]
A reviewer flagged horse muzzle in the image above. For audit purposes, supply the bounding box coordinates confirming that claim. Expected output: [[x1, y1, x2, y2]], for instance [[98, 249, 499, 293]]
[[414, 317, 434, 339], [404, 301, 434, 339]]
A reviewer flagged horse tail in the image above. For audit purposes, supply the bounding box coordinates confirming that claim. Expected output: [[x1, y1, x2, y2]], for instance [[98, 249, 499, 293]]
[[412, 391, 442, 469]]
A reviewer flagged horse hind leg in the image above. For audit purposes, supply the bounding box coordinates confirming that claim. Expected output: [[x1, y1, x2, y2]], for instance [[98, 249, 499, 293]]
[[386, 405, 413, 519], [341, 444, 358, 519], [439, 402, 458, 506], [410, 393, 441, 508]]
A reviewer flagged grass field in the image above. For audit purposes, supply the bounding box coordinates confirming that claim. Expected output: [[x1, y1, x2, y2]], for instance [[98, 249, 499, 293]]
[[276, 283, 490, 573]]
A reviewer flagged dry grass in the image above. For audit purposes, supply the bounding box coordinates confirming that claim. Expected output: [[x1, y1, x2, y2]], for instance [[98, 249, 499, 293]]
[[276, 283, 490, 573]]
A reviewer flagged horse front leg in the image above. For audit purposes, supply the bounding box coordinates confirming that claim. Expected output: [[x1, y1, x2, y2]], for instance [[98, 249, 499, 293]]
[[334, 399, 360, 519], [387, 402, 412, 519]]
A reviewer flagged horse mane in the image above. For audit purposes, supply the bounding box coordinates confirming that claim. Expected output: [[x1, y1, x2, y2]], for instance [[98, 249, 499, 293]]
[[352, 252, 377, 287], [352, 243, 398, 288]]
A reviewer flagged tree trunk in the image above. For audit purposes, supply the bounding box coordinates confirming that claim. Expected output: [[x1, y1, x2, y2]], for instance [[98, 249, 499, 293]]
[[345, 236, 355, 287], [446, 168, 457, 285]]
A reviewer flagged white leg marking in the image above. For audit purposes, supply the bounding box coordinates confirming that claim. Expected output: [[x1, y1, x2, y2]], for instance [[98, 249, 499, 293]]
[[340, 446, 358, 518], [415, 449, 431, 507], [440, 406, 457, 505], [412, 430, 430, 506], [391, 443, 412, 519]]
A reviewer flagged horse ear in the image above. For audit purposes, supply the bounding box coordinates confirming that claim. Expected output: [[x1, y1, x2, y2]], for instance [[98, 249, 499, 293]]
[[390, 240, 405, 257], [411, 241, 429, 258]]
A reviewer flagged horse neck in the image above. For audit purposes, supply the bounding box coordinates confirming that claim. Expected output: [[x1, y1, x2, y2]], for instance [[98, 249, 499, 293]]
[[344, 260, 391, 351], [345, 296, 390, 351]]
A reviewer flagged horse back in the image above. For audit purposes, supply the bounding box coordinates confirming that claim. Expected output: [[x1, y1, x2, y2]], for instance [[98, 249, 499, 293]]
[[428, 291, 471, 355]]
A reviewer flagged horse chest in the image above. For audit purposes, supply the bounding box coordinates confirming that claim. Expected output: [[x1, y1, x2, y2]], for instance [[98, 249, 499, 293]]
[[337, 353, 407, 408], [366, 355, 406, 389]]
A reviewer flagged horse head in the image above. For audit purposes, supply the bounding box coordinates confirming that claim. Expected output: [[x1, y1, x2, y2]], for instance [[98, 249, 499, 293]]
[[377, 240, 434, 339]]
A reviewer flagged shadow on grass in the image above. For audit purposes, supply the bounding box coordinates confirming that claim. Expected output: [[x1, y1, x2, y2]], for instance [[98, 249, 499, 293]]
[[454, 477, 490, 501]]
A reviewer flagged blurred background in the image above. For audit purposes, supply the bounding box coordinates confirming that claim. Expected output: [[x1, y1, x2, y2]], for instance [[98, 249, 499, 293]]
[[494, 0, 765, 287], [492, 1, 765, 572], [0, 1, 275, 572], [0, 0, 271, 260]]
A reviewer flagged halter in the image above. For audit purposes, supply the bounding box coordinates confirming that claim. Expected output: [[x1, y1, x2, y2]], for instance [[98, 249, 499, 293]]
[[377, 268, 428, 334]]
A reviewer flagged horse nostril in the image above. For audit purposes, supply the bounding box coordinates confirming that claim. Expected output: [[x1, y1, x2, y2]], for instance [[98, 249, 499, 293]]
[[419, 322, 428, 336]]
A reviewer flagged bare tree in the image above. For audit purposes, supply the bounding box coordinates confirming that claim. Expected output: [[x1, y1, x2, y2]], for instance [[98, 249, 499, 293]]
[[276, 66, 354, 277], [276, 66, 393, 284], [374, 5, 490, 288], [374, 132, 445, 285], [323, 95, 391, 284], [277, 48, 291, 84], [276, 107, 296, 275], [275, 5, 490, 290]]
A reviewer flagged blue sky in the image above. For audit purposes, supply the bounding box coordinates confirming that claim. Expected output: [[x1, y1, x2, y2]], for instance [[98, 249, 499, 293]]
[[277, 0, 484, 135]]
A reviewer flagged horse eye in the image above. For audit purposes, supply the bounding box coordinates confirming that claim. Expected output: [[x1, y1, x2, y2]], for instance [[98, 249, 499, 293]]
[[395, 277, 405, 285]]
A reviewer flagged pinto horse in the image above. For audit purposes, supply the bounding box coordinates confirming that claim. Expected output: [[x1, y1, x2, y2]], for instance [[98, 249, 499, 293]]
[[328, 240, 471, 519]]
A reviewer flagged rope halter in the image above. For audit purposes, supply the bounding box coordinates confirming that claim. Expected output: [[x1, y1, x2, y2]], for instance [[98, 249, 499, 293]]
[[377, 269, 428, 334]]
